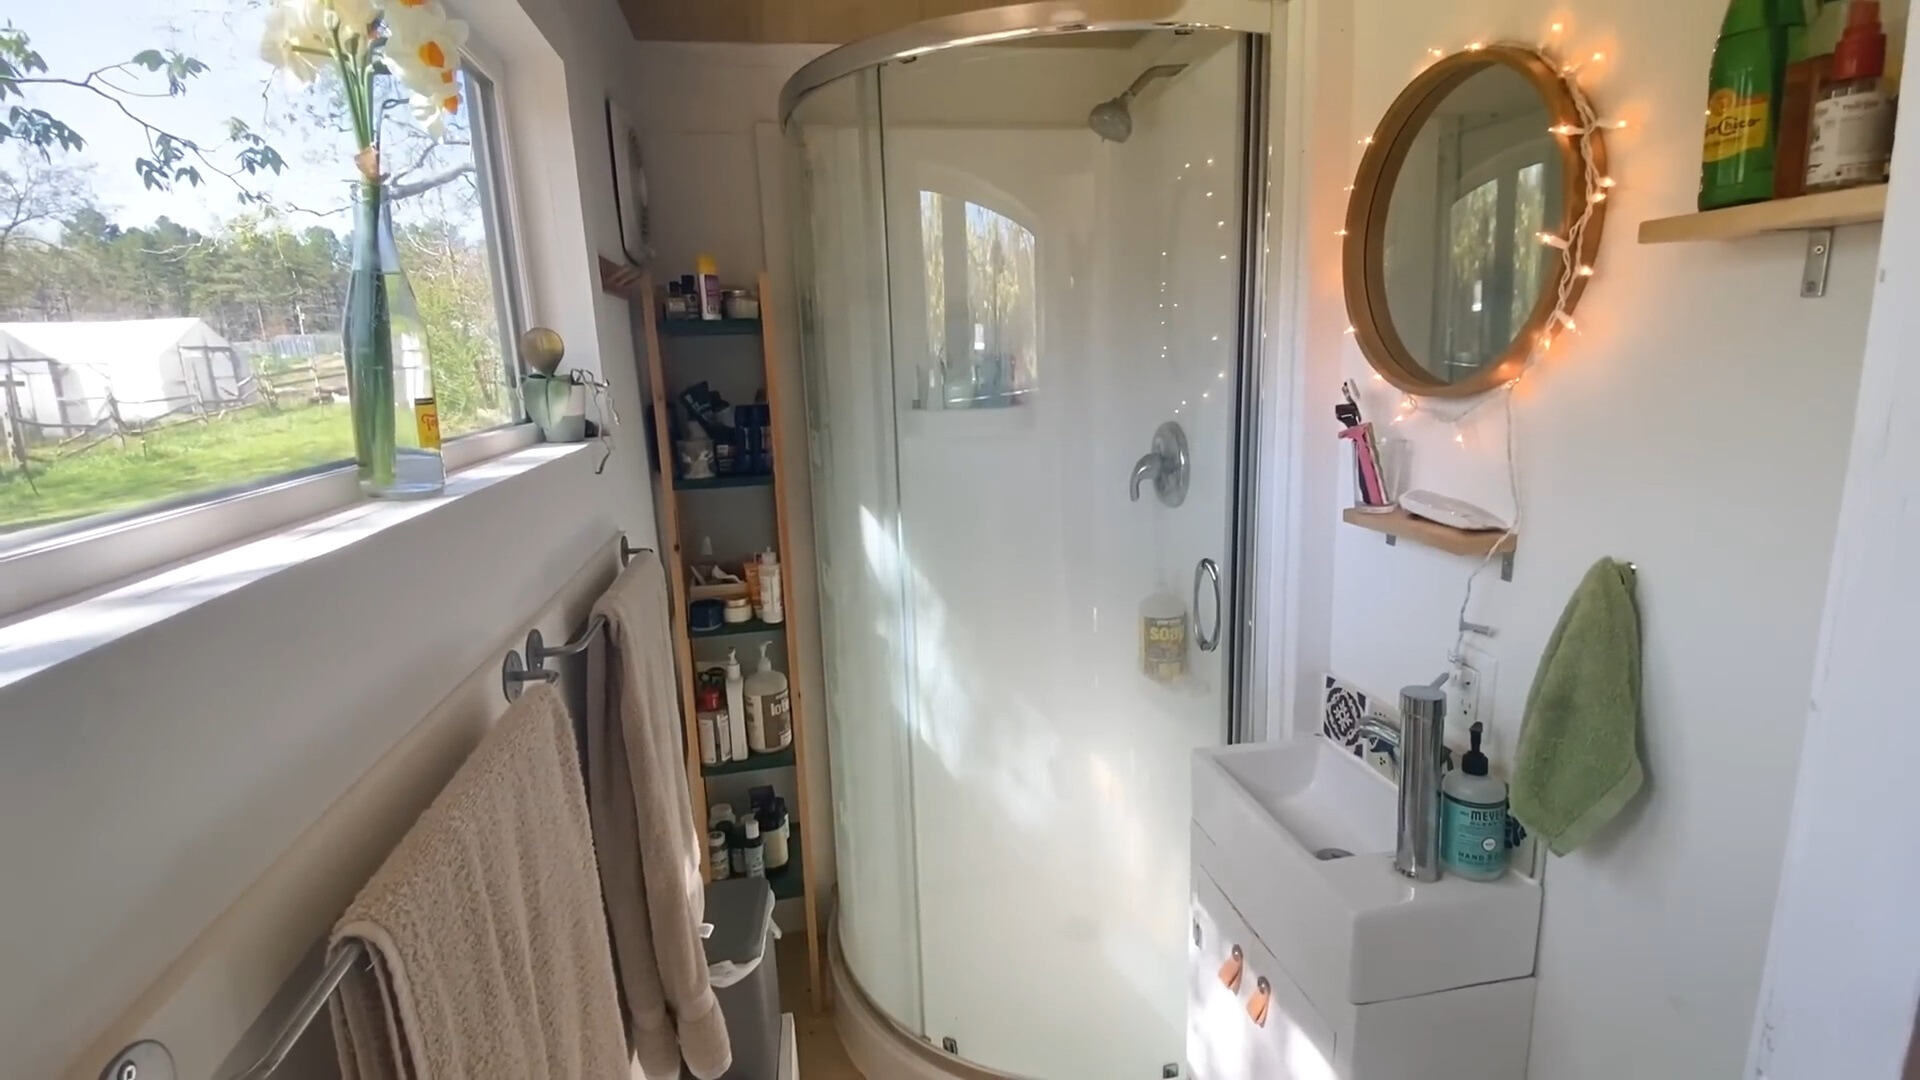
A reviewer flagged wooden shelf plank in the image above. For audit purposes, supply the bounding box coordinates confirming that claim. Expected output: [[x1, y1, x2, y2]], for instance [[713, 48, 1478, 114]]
[[703, 747, 796, 777], [675, 473, 774, 491], [1342, 507, 1516, 558], [662, 318, 764, 337], [690, 616, 784, 639], [1638, 185, 1886, 244]]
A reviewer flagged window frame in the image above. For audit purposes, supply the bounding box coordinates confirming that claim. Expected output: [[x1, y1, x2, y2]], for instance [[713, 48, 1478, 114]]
[[0, 34, 538, 623]]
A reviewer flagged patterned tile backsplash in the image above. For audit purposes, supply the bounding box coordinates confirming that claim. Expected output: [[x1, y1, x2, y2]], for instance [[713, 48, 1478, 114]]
[[1323, 674, 1531, 858]]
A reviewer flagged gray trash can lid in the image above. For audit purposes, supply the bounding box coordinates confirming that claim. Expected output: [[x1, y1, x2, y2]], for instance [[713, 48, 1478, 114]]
[[703, 877, 774, 967]]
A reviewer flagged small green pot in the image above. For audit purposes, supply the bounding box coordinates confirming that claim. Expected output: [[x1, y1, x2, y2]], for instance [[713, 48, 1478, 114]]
[[524, 374, 587, 442]]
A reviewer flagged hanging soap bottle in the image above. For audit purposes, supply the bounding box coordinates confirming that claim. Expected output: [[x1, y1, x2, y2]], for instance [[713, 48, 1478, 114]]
[[1139, 581, 1188, 684]]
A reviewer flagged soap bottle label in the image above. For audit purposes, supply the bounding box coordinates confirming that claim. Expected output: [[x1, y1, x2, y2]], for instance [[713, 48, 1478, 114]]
[[1442, 796, 1509, 875]]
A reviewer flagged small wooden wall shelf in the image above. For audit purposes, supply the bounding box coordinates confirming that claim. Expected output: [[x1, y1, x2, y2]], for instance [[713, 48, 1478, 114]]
[[1638, 185, 1886, 244], [1343, 508, 1517, 578]]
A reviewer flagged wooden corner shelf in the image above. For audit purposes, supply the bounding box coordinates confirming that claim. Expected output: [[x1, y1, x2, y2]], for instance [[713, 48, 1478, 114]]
[[1638, 185, 1886, 244], [1342, 507, 1517, 559]]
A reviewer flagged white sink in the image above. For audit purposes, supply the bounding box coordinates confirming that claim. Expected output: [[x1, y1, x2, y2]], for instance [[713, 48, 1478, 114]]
[[1192, 737, 1541, 1011]]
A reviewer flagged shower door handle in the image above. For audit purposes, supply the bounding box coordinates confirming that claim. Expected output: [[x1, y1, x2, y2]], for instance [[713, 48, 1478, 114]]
[[1194, 558, 1222, 653]]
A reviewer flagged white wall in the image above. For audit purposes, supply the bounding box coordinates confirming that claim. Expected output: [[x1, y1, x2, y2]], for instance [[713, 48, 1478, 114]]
[[1310, 2, 1881, 1078], [1748, 15, 1920, 1079], [0, 0, 664, 1071]]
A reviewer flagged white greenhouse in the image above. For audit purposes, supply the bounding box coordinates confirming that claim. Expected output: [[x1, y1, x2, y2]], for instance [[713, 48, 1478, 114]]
[[0, 318, 253, 441]]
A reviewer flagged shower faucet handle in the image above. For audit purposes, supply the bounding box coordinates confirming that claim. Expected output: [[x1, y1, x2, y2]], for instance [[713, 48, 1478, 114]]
[[1130, 420, 1190, 508]]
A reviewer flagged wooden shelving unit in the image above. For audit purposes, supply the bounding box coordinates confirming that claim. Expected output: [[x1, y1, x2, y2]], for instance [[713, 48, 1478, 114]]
[[1638, 185, 1886, 244], [603, 256, 823, 1008], [1342, 507, 1517, 558]]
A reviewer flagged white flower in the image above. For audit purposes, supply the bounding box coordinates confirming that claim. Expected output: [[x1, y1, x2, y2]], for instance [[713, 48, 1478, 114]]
[[381, 0, 468, 100], [260, 0, 378, 83], [409, 91, 458, 138], [259, 0, 329, 85]]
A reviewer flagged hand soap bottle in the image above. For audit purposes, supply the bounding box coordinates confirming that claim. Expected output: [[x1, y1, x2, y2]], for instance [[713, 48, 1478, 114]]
[[1441, 722, 1509, 881]]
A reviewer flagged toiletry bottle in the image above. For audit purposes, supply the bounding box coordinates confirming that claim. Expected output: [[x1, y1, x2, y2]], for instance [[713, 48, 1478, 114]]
[[1140, 587, 1188, 683], [724, 649, 749, 762], [708, 829, 731, 880], [744, 556, 763, 615], [1441, 722, 1510, 881], [695, 254, 724, 321], [1807, 0, 1896, 192], [1701, 0, 1793, 209], [729, 823, 749, 878], [763, 798, 791, 872], [741, 817, 766, 878], [745, 641, 793, 753], [1775, 5, 1817, 198], [757, 549, 785, 624], [696, 684, 722, 767]]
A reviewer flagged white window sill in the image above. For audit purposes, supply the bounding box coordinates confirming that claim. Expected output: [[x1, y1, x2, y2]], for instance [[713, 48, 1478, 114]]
[[0, 440, 590, 692]]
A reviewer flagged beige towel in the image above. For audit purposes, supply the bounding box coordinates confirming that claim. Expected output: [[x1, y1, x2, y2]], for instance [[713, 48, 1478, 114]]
[[590, 553, 730, 1079], [327, 682, 627, 1080]]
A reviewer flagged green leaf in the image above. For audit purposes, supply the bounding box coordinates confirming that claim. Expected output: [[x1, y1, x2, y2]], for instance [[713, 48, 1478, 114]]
[[131, 48, 165, 70]]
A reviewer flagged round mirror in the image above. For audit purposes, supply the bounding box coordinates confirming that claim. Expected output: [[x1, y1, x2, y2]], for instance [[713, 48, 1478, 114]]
[[1344, 47, 1605, 397]]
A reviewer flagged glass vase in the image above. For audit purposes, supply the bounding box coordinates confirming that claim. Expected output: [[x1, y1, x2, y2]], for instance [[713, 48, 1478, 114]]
[[344, 181, 445, 498]]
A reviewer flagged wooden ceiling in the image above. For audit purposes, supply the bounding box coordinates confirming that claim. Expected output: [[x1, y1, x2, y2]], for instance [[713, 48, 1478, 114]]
[[613, 0, 1116, 44]]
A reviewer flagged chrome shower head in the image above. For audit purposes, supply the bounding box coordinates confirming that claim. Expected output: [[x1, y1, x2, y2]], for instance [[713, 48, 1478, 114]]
[[1088, 64, 1188, 143]]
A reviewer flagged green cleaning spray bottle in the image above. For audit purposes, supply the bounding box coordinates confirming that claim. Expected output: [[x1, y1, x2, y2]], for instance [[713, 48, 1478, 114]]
[[1700, 0, 1806, 209]]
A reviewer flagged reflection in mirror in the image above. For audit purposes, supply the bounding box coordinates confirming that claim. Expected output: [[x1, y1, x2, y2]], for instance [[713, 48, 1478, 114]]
[[1381, 65, 1561, 385], [914, 191, 1039, 410]]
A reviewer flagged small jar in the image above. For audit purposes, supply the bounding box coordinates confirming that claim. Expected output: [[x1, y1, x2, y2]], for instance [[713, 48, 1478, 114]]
[[707, 829, 731, 880], [723, 289, 760, 320], [761, 801, 791, 871], [695, 685, 725, 766], [723, 597, 753, 624]]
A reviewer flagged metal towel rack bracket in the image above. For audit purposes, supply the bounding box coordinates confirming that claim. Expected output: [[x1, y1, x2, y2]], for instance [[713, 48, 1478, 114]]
[[500, 532, 649, 701]]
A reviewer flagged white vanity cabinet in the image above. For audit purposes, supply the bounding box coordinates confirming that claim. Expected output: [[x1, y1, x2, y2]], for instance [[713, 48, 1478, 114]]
[[1187, 740, 1540, 1080]]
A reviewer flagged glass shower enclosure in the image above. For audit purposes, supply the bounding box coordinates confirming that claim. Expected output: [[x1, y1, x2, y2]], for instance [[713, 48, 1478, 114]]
[[784, 7, 1275, 1076]]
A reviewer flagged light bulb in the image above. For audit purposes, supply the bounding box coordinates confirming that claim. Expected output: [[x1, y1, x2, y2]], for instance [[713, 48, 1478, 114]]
[[1466, 41, 1485, 51], [1335, 228, 1349, 236], [1537, 232, 1570, 250], [1359, 136, 1374, 146], [1550, 21, 1564, 33], [1454, 432, 1466, 446], [1206, 157, 1215, 165], [1591, 51, 1606, 63], [1599, 176, 1617, 188], [1589, 190, 1608, 203], [1344, 326, 1358, 335], [1428, 47, 1445, 58], [1578, 265, 1596, 277]]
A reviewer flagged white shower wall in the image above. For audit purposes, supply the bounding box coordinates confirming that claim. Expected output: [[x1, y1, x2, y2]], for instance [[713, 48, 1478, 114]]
[[791, 32, 1250, 1079]]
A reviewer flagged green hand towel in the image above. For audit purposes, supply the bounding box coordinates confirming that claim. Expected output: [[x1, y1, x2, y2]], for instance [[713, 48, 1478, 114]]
[[1511, 557, 1644, 856]]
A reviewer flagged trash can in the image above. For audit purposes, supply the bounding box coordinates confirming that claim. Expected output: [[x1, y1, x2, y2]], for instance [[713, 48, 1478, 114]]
[[691, 877, 781, 1080]]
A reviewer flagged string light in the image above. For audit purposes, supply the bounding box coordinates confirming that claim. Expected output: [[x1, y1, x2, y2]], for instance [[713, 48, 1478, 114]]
[[1345, 38, 1612, 671]]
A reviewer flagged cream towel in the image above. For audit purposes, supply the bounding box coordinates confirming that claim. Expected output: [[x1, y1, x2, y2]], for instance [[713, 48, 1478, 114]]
[[590, 552, 730, 1079], [327, 682, 627, 1080]]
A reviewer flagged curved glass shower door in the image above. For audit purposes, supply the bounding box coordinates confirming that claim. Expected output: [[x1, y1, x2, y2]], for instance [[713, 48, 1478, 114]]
[[788, 27, 1254, 1078]]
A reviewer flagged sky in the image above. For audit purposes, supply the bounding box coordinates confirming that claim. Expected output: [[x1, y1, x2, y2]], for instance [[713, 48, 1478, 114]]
[[14, 0, 435, 233]]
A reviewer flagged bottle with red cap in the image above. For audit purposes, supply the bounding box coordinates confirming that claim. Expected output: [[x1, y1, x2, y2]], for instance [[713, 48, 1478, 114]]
[[1806, 0, 1897, 192]]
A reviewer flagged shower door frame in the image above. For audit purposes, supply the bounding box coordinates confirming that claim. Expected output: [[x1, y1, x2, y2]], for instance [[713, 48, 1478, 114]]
[[780, 0, 1292, 746]]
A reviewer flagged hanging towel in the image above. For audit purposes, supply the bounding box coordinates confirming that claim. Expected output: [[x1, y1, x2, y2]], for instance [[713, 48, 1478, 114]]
[[590, 551, 731, 1080], [1511, 557, 1646, 856], [327, 682, 627, 1080]]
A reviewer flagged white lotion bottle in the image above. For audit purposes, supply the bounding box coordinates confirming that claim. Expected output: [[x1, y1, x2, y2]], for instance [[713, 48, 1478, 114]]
[[724, 649, 749, 761], [745, 641, 793, 753]]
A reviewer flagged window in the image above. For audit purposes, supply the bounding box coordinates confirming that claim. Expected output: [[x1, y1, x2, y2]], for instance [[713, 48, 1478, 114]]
[[0, 1, 526, 550], [914, 190, 1038, 410]]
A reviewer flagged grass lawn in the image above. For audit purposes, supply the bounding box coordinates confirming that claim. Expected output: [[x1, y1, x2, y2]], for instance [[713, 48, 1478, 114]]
[[0, 404, 358, 535]]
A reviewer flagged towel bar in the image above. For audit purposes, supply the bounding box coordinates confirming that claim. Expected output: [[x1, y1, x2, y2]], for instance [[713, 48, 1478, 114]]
[[501, 532, 650, 701], [99, 941, 370, 1080]]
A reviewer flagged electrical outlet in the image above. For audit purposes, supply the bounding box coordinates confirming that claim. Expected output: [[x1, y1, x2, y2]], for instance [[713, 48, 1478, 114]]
[[1453, 643, 1497, 736]]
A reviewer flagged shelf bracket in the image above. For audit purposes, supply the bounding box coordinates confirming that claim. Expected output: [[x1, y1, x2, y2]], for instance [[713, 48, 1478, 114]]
[[1801, 228, 1834, 298], [1500, 551, 1515, 582]]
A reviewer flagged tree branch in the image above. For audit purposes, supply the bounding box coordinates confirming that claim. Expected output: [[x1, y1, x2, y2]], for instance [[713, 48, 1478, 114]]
[[387, 161, 472, 200]]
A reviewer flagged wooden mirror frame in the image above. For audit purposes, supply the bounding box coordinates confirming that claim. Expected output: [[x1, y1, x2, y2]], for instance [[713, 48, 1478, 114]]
[[1343, 45, 1607, 399]]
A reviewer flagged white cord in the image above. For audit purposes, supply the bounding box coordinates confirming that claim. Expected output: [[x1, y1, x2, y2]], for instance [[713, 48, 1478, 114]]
[[1438, 41, 1603, 666]]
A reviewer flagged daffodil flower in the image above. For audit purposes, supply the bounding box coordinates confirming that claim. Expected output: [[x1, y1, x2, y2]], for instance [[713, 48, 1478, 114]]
[[259, 0, 467, 151]]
